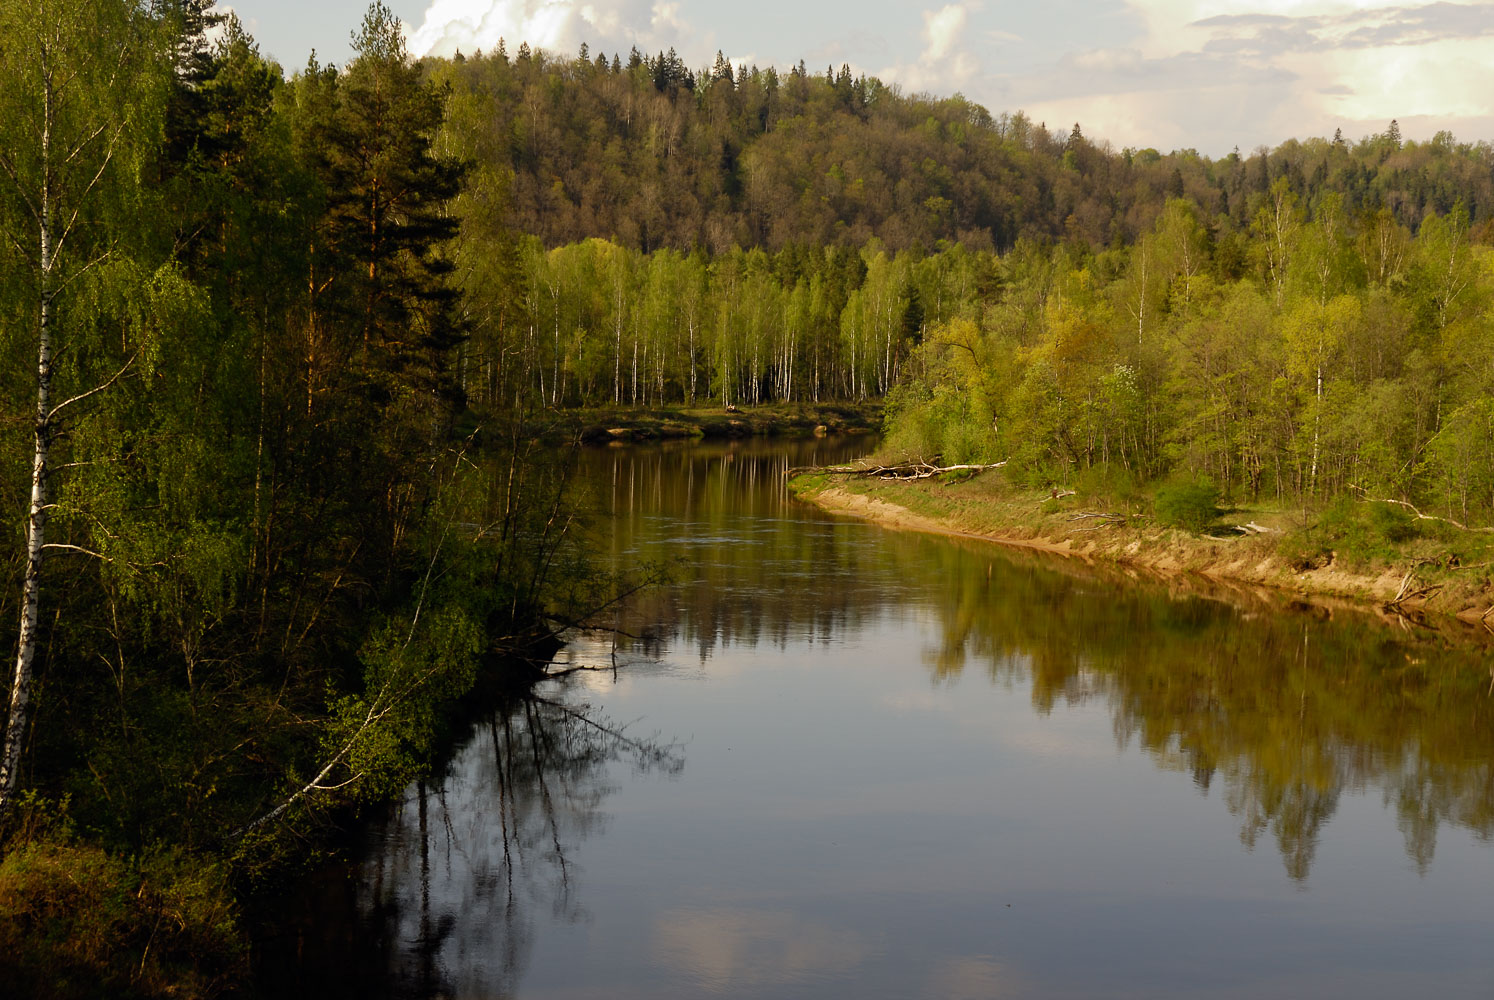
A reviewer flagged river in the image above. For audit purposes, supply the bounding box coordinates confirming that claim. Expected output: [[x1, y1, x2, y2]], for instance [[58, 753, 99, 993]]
[[267, 437, 1494, 999]]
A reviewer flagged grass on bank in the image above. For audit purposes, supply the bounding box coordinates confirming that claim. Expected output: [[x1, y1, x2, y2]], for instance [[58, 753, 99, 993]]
[[791, 461, 1494, 616]]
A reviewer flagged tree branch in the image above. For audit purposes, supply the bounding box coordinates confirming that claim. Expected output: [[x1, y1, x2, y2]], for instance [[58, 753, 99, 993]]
[[1350, 489, 1494, 534], [40, 543, 105, 559], [48, 351, 136, 419]]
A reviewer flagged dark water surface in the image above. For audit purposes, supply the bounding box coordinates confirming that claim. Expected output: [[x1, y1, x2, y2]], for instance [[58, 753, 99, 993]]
[[274, 438, 1494, 999]]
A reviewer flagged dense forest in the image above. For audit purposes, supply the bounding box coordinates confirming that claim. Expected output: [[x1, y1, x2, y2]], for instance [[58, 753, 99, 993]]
[[460, 195, 1494, 530], [877, 189, 1494, 528], [3, 0, 1494, 994], [432, 42, 1494, 252], [0, 1, 607, 993], [436, 39, 1494, 530]]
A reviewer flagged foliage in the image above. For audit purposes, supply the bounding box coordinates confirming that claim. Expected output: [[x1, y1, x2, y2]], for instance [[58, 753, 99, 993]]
[[5, 0, 1494, 991], [0, 2, 600, 991], [0, 798, 244, 998], [1154, 478, 1222, 534], [1290, 498, 1426, 572], [427, 47, 1494, 255]]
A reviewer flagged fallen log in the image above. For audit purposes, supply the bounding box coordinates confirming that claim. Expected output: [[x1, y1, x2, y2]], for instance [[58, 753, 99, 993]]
[[1067, 511, 1131, 529], [1350, 489, 1494, 534], [1386, 565, 1444, 609], [787, 458, 1007, 481]]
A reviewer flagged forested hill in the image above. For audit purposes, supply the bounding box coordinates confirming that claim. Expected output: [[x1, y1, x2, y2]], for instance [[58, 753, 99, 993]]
[[426, 45, 1494, 252]]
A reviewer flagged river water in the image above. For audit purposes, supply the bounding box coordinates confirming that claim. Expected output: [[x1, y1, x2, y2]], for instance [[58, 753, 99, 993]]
[[274, 437, 1494, 999]]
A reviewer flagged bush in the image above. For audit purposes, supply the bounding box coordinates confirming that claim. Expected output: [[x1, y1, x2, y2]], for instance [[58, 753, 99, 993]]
[[0, 806, 246, 999], [1310, 497, 1422, 570], [1154, 477, 1221, 534], [1074, 463, 1145, 510]]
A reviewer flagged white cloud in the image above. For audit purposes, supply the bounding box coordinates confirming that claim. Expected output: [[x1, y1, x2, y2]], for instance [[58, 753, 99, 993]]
[[1003, 0, 1494, 152], [407, 0, 695, 59], [653, 908, 869, 990], [651, 0, 686, 34], [923, 4, 967, 61], [880, 3, 983, 95]]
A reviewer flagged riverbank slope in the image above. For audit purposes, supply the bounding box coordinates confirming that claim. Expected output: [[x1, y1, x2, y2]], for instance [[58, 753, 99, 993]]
[[791, 472, 1494, 628]]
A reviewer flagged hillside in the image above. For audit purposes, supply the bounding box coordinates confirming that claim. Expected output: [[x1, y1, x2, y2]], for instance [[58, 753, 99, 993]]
[[426, 45, 1494, 252]]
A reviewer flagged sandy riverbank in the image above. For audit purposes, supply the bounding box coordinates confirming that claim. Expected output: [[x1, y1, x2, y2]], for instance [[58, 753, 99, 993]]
[[795, 478, 1494, 631]]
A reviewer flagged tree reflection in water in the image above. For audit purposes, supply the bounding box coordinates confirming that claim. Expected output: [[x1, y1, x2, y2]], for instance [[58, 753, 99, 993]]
[[268, 439, 1493, 996], [582, 441, 1494, 883], [894, 537, 1494, 881], [267, 692, 681, 999]]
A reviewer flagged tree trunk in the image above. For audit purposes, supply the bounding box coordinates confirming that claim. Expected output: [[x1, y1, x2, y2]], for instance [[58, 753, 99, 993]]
[[2, 118, 53, 813], [687, 318, 697, 405], [1310, 363, 1322, 495]]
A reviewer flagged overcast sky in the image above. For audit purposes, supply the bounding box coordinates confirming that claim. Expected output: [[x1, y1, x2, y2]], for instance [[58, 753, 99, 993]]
[[223, 0, 1494, 156]]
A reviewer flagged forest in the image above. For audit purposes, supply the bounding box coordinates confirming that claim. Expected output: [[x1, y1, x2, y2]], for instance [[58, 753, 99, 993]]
[[0, 1, 607, 993], [2, 0, 1494, 995], [432, 41, 1494, 252]]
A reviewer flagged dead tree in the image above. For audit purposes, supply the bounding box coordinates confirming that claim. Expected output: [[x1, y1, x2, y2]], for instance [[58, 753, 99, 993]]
[[787, 457, 1007, 481]]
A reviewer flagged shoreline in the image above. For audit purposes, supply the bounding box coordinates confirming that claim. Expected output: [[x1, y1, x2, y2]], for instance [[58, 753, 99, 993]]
[[524, 401, 883, 445], [795, 478, 1494, 635]]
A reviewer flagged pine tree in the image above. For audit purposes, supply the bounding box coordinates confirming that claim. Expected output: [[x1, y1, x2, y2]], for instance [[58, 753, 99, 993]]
[[324, 1, 466, 397]]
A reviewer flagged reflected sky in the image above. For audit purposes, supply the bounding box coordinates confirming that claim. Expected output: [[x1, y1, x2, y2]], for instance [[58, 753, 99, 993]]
[[278, 438, 1494, 999]]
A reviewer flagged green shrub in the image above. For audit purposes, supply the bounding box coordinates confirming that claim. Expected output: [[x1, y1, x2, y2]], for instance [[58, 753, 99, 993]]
[[0, 797, 245, 999], [0, 839, 245, 998], [881, 381, 1000, 466], [1154, 477, 1221, 534], [1074, 463, 1145, 510], [1277, 529, 1332, 572], [1310, 497, 1422, 569]]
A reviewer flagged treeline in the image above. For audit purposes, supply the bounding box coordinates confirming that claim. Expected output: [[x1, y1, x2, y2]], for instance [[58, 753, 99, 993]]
[[426, 42, 1494, 252], [0, 2, 590, 992], [884, 187, 1494, 525], [454, 238, 993, 409], [432, 42, 1494, 429]]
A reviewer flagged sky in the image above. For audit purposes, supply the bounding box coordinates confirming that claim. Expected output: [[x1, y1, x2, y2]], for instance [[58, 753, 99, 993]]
[[223, 0, 1494, 156]]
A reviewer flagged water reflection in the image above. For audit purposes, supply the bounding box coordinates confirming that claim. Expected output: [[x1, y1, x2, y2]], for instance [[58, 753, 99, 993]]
[[588, 441, 1493, 882], [652, 907, 871, 992], [263, 693, 681, 999], [275, 438, 1494, 998], [915, 541, 1494, 880], [573, 438, 903, 659]]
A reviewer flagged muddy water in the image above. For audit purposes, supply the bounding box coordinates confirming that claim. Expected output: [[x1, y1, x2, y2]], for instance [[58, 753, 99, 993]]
[[276, 437, 1494, 999]]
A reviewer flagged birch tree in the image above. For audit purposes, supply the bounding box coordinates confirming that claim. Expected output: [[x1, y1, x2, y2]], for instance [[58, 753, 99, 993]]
[[0, 0, 162, 819]]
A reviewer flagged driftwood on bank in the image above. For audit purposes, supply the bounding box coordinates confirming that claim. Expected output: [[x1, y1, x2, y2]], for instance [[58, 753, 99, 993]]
[[787, 458, 1007, 481], [1351, 489, 1494, 534], [1067, 511, 1133, 530], [1385, 561, 1445, 611]]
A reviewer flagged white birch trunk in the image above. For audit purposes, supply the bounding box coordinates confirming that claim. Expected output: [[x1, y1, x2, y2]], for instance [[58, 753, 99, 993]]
[[687, 318, 697, 405], [2, 92, 53, 812], [1310, 364, 1322, 494]]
